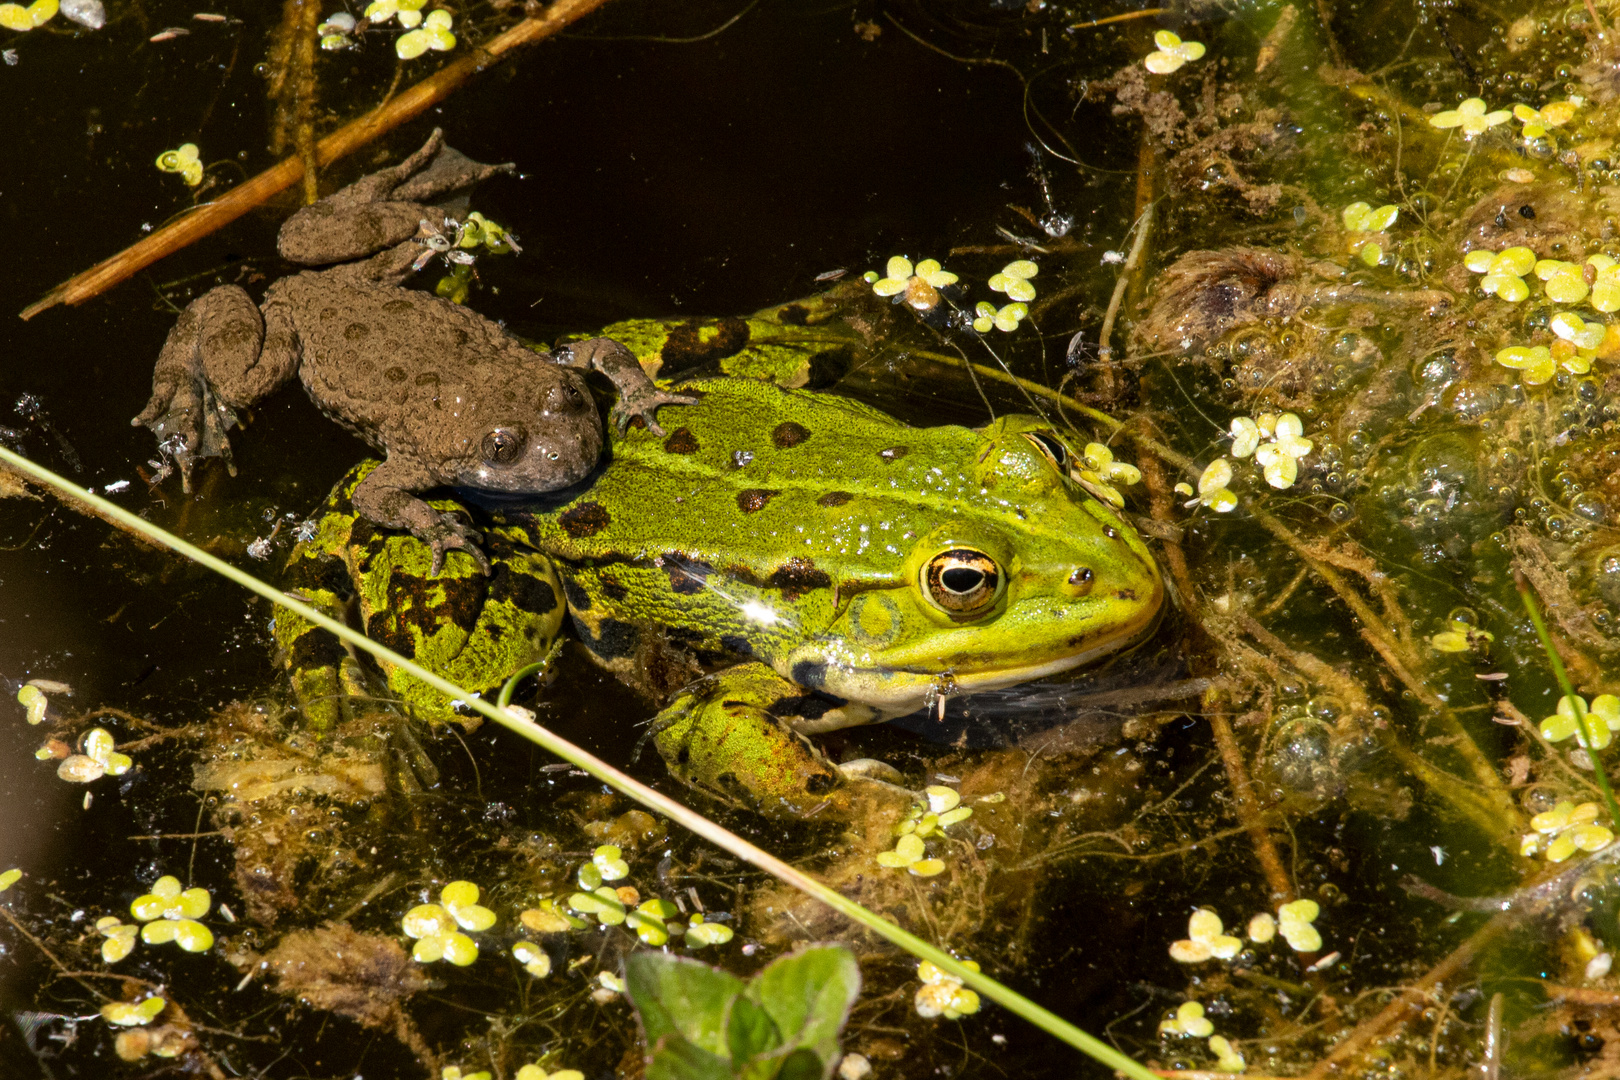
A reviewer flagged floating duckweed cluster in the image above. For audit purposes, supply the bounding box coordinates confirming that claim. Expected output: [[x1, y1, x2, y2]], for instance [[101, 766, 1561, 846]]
[[875, 785, 974, 876], [1180, 458, 1237, 512], [317, 11, 356, 49], [1428, 97, 1511, 137], [865, 256, 1038, 333], [554, 845, 735, 948], [1514, 99, 1578, 140], [1169, 909, 1243, 962], [1207, 1035, 1247, 1073], [869, 256, 958, 313], [515, 1066, 584, 1080], [987, 260, 1038, 302], [1340, 202, 1398, 265], [0, 867, 20, 892], [402, 880, 496, 965], [1538, 693, 1620, 747], [131, 876, 214, 952], [1464, 246, 1535, 302], [56, 727, 132, 783], [1075, 442, 1142, 508], [1143, 30, 1204, 74], [913, 959, 981, 1020], [96, 916, 139, 962], [1237, 412, 1313, 489], [364, 0, 424, 27], [396, 10, 454, 59], [101, 997, 166, 1027], [1159, 1000, 1214, 1037], [1171, 902, 1323, 963], [511, 940, 552, 978], [155, 144, 205, 187], [0, 0, 56, 32], [1429, 607, 1495, 653], [441, 1068, 490, 1080], [17, 683, 48, 724], [1521, 801, 1615, 862]]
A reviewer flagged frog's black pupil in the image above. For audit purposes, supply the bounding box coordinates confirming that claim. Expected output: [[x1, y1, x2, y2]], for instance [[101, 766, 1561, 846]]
[[483, 430, 522, 463], [941, 567, 984, 593]]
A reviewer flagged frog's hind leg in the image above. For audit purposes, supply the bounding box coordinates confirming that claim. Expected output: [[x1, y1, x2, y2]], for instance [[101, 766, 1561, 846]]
[[133, 285, 272, 491]]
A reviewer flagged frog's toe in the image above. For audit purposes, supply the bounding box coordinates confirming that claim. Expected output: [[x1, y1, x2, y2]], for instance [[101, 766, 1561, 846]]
[[132, 380, 237, 493]]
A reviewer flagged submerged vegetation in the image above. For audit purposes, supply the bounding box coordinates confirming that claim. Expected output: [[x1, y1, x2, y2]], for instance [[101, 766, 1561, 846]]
[[12, 0, 1620, 1077]]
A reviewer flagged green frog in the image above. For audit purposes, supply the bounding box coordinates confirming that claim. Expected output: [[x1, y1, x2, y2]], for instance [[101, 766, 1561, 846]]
[[276, 376, 1163, 816]]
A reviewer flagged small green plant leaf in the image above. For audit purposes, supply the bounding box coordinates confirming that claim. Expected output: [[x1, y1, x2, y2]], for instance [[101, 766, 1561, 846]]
[[628, 953, 746, 1056], [741, 945, 861, 1071], [645, 1033, 735, 1080], [726, 996, 784, 1063]]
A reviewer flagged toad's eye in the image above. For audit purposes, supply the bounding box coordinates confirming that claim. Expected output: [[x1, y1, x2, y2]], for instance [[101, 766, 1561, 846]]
[[922, 548, 1003, 617], [1022, 431, 1069, 470], [482, 426, 526, 465]]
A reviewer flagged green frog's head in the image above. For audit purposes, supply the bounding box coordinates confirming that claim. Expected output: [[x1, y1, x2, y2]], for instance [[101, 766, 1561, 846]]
[[777, 416, 1163, 716]]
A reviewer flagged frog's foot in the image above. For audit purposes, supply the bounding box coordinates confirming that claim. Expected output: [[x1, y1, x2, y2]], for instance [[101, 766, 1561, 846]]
[[553, 337, 699, 436], [132, 287, 261, 491], [350, 458, 491, 576], [652, 661, 883, 818]]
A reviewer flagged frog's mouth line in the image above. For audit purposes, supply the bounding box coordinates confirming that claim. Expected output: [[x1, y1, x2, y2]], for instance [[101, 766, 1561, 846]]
[[806, 598, 1167, 722]]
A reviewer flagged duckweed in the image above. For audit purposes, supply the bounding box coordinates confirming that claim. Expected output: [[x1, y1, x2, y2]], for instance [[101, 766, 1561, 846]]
[[1169, 909, 1243, 962], [96, 916, 138, 962], [17, 684, 47, 724], [130, 875, 213, 952], [1144, 30, 1205, 74], [1076, 443, 1142, 509], [441, 1068, 491, 1080], [1522, 800, 1614, 861], [1550, 312, 1608, 351], [1277, 899, 1322, 952], [57, 727, 131, 783], [871, 256, 958, 313], [520, 899, 587, 933], [1158, 1000, 1215, 1037], [597, 970, 625, 993], [1252, 412, 1313, 489], [1341, 201, 1398, 233], [0, 868, 20, 892], [1429, 97, 1511, 137], [1514, 99, 1578, 140], [972, 301, 1027, 333], [0, 0, 57, 31], [1464, 246, 1535, 301], [1184, 459, 1238, 513], [397, 10, 454, 59], [1208, 1034, 1247, 1073], [155, 144, 204, 187], [511, 940, 552, 977], [987, 260, 1038, 303], [1495, 344, 1557, 386], [363, 0, 424, 27], [1247, 912, 1276, 943], [516, 1066, 584, 1080], [914, 959, 981, 1019], [591, 844, 629, 881], [403, 881, 495, 965], [101, 997, 166, 1027], [1538, 694, 1620, 747], [684, 912, 734, 947]]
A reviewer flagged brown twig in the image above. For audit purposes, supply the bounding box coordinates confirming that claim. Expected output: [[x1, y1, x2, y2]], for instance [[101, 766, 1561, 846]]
[[20, 0, 617, 320]]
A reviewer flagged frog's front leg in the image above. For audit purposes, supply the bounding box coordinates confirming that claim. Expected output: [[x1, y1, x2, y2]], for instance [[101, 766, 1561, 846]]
[[132, 285, 300, 491], [350, 456, 490, 576], [554, 337, 699, 436], [651, 662, 908, 819]]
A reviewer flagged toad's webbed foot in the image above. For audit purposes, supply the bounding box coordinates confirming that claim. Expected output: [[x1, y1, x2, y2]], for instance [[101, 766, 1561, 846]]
[[554, 337, 699, 436], [132, 286, 260, 491], [421, 513, 491, 577]]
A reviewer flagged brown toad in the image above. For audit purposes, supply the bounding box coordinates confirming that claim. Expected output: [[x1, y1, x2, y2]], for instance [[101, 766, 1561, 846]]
[[134, 129, 690, 572]]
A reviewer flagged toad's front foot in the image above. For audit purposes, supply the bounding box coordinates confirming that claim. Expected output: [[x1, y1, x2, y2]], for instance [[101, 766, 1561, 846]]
[[609, 387, 702, 436], [420, 513, 490, 577]]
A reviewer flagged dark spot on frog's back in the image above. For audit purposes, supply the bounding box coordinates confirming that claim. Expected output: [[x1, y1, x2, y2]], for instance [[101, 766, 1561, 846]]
[[817, 491, 853, 508], [384, 298, 414, 314], [737, 489, 778, 513], [778, 304, 810, 325], [766, 557, 831, 599], [384, 366, 407, 383], [561, 573, 592, 611], [559, 501, 611, 538], [772, 421, 811, 448], [1117, 588, 1138, 601], [489, 565, 558, 615], [663, 427, 700, 454], [791, 660, 827, 690], [576, 616, 639, 660], [661, 317, 750, 369], [344, 322, 370, 341], [662, 555, 712, 595]]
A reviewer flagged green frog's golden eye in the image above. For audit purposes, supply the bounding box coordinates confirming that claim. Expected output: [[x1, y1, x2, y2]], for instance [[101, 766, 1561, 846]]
[[1022, 431, 1069, 471], [922, 549, 1003, 617], [482, 426, 527, 464]]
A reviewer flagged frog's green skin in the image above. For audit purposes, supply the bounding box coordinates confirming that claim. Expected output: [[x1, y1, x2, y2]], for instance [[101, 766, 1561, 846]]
[[280, 377, 1163, 815]]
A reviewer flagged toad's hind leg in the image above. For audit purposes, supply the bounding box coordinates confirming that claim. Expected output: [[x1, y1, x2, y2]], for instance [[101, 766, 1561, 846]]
[[133, 285, 296, 491]]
